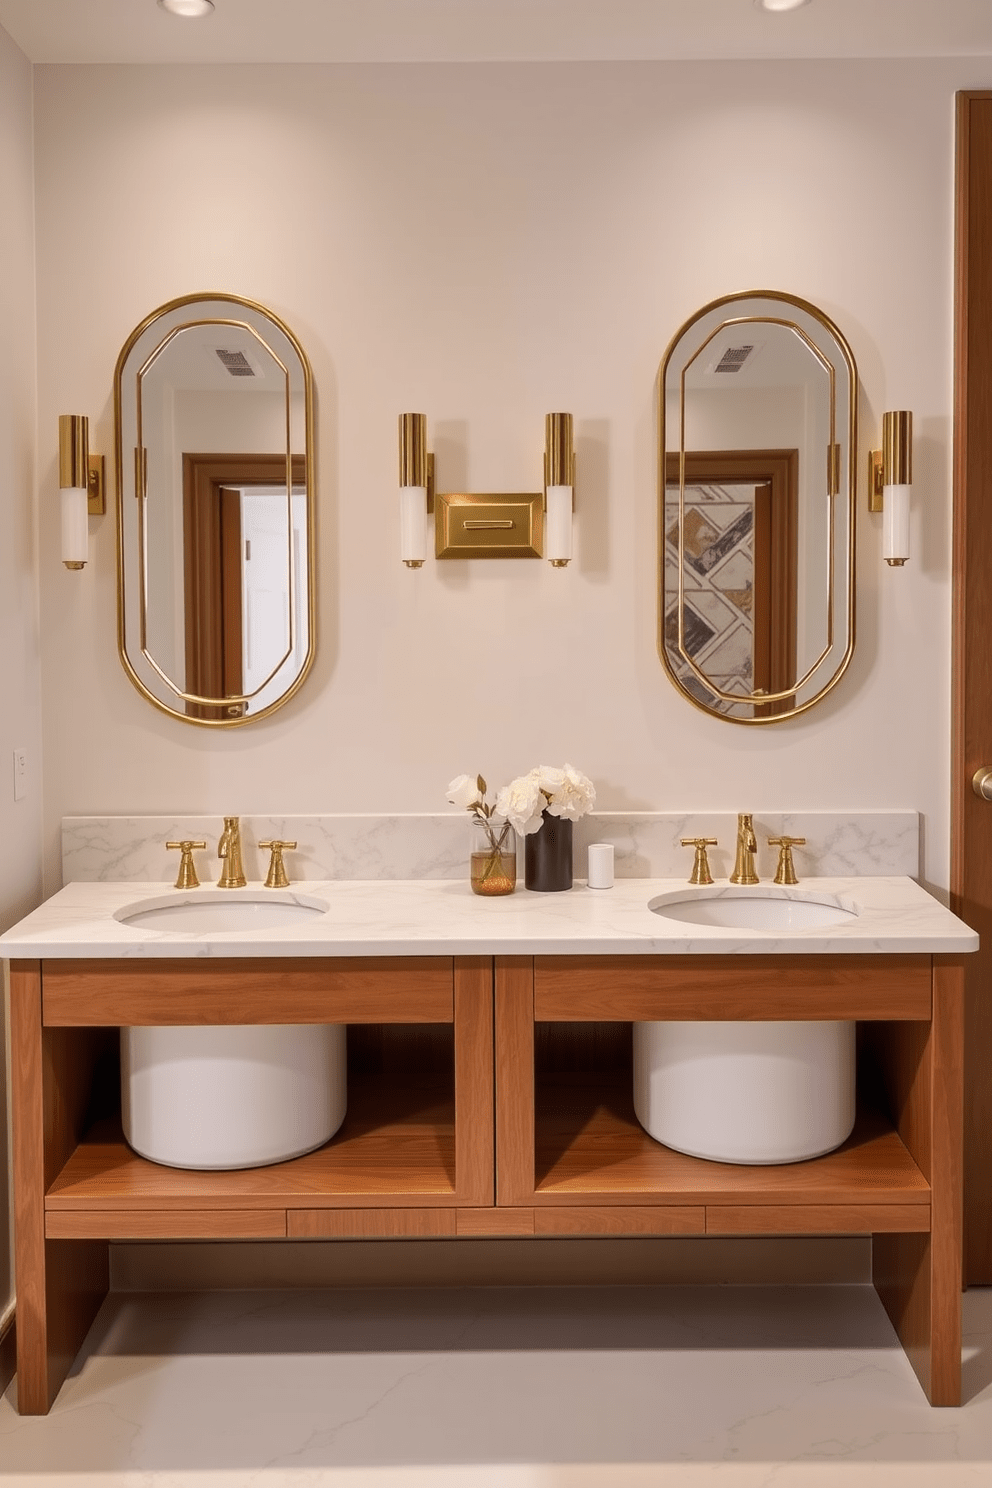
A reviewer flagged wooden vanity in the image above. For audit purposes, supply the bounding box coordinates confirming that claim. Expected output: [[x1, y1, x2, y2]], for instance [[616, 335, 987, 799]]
[[10, 946, 964, 1412]]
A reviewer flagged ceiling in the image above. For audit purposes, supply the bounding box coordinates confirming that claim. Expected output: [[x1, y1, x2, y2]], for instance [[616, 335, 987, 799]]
[[0, 0, 990, 65]]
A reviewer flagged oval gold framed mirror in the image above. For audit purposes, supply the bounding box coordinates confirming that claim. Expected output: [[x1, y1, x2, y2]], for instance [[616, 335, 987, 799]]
[[114, 292, 316, 726], [658, 290, 858, 724]]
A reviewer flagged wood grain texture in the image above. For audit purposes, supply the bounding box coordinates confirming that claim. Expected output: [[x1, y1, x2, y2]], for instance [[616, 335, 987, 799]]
[[706, 1205, 930, 1236], [533, 1078, 929, 1206], [534, 1206, 704, 1236], [11, 960, 49, 1409], [455, 1208, 535, 1236], [42, 957, 454, 1026], [495, 957, 536, 1206], [453, 956, 495, 1205], [287, 1208, 456, 1238], [47, 1077, 457, 1210], [10, 963, 110, 1414], [533, 955, 931, 1022], [46, 1209, 287, 1240], [929, 957, 965, 1403], [873, 958, 964, 1406], [952, 91, 992, 1286]]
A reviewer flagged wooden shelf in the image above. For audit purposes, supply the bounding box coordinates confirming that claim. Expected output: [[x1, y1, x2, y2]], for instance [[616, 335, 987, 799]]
[[47, 1075, 456, 1212], [533, 1076, 930, 1208]]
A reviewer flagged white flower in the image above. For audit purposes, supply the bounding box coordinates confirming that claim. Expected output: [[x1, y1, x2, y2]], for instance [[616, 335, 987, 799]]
[[447, 773, 482, 811], [534, 764, 565, 795], [544, 762, 596, 821], [495, 774, 545, 836]]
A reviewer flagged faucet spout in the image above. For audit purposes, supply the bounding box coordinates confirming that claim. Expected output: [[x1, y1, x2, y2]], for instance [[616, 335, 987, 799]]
[[217, 816, 247, 888], [730, 812, 759, 885]]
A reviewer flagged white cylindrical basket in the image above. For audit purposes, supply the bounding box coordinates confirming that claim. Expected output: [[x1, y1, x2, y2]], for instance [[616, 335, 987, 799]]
[[122, 1023, 347, 1170], [633, 1019, 856, 1165]]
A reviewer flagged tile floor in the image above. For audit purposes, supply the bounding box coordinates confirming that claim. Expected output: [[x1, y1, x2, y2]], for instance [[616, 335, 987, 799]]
[[1, 1284, 991, 1487]]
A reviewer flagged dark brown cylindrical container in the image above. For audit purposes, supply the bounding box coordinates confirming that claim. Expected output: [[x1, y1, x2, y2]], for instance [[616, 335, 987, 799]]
[[524, 812, 573, 892]]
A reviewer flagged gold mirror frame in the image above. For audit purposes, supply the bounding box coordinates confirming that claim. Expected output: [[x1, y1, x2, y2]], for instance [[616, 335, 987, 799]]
[[658, 289, 858, 726], [114, 292, 316, 727]]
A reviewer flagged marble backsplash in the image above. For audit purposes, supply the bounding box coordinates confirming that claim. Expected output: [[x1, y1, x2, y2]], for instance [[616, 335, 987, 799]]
[[62, 811, 920, 885]]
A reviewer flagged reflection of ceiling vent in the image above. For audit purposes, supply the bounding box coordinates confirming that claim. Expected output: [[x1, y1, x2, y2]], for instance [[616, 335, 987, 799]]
[[714, 344, 755, 373], [215, 349, 255, 377]]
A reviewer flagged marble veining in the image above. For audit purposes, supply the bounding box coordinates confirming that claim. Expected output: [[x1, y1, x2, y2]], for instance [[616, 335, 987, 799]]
[[61, 811, 920, 886], [1, 1285, 991, 1484], [0, 875, 975, 959]]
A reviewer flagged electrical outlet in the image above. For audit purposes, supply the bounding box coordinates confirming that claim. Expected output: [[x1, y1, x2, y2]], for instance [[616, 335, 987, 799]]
[[13, 748, 27, 802]]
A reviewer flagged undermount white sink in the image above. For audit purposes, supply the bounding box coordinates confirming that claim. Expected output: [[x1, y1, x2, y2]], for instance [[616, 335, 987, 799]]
[[648, 887, 858, 931], [116, 890, 329, 934]]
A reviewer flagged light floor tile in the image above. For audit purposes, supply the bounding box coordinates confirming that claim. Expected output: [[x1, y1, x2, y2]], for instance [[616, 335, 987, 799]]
[[0, 1285, 990, 1487]]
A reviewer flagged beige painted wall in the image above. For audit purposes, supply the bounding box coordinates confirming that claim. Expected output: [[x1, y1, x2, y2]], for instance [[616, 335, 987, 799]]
[[0, 23, 40, 1326], [29, 59, 991, 893]]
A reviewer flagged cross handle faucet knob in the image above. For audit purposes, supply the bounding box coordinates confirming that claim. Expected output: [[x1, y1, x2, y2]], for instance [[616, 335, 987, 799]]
[[166, 840, 207, 890], [681, 837, 718, 886], [768, 836, 807, 886], [259, 839, 298, 890]]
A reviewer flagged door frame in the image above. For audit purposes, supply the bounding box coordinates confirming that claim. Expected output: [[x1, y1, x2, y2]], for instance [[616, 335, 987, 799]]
[[952, 90, 992, 1284]]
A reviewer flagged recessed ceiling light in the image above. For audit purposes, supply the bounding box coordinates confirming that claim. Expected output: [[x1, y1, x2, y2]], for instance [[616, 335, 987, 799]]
[[157, 0, 215, 17], [754, 0, 812, 11]]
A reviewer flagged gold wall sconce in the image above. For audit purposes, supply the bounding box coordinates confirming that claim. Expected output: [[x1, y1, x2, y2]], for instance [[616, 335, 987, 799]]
[[397, 412, 575, 567], [869, 410, 913, 566], [58, 414, 105, 570]]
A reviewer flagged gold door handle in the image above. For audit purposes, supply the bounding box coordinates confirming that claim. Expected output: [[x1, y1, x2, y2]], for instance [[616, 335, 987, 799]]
[[973, 769, 992, 801]]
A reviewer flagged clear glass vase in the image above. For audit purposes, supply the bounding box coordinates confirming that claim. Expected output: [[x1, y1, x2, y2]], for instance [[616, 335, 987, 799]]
[[470, 819, 516, 896]]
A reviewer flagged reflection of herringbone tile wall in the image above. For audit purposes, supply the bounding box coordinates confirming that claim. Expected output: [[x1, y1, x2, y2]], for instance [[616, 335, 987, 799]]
[[664, 483, 757, 714]]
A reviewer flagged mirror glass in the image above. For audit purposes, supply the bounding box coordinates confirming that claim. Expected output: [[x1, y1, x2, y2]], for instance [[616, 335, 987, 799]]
[[658, 291, 857, 724], [115, 293, 315, 725]]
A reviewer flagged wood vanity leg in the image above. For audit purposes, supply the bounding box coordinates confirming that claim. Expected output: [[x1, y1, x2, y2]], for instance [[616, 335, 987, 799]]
[[872, 956, 964, 1405], [454, 956, 495, 1206], [495, 956, 535, 1206], [10, 961, 109, 1414]]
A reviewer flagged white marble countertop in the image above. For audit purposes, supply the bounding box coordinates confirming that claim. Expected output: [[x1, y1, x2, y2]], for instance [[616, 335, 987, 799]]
[[0, 876, 978, 959]]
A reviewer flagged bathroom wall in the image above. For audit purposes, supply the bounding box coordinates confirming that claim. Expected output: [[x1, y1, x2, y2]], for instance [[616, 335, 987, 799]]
[[30, 58, 991, 894], [0, 22, 40, 1334]]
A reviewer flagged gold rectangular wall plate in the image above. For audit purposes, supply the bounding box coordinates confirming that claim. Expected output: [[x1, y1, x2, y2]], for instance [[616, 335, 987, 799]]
[[868, 450, 884, 513], [435, 492, 543, 559], [87, 454, 106, 515]]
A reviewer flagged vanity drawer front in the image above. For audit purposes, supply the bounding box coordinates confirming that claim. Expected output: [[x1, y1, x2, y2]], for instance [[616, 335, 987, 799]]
[[288, 1207, 457, 1238], [533, 955, 932, 1022], [533, 1206, 705, 1236], [42, 957, 455, 1026], [705, 1204, 931, 1235], [45, 1209, 288, 1240]]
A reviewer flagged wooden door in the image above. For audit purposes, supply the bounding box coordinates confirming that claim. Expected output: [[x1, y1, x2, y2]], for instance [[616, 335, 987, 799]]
[[952, 91, 992, 1283]]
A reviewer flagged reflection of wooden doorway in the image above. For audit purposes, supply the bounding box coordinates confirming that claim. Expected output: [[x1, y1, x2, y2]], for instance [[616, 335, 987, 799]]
[[952, 92, 992, 1284], [182, 453, 304, 721], [665, 448, 799, 715]]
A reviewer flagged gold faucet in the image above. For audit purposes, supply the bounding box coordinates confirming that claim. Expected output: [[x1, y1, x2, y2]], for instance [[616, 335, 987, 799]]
[[769, 836, 806, 886], [730, 813, 759, 885], [259, 839, 297, 889], [167, 839, 206, 890], [217, 816, 247, 888], [681, 837, 718, 886]]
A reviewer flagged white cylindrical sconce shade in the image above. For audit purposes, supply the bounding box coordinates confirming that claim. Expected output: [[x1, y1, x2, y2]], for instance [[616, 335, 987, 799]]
[[881, 410, 912, 567], [400, 485, 428, 566], [58, 414, 89, 570], [545, 486, 572, 565], [883, 484, 911, 567], [544, 412, 574, 567], [398, 412, 429, 567]]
